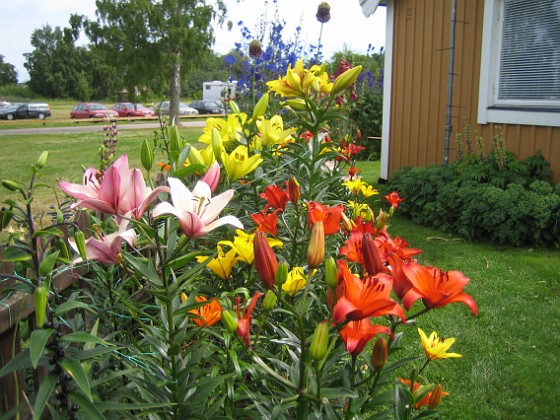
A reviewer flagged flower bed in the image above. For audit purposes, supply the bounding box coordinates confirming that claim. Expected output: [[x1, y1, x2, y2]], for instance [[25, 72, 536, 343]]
[[0, 60, 477, 419]]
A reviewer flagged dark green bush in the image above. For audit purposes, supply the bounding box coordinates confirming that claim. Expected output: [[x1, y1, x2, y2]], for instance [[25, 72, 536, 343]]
[[386, 153, 560, 247]]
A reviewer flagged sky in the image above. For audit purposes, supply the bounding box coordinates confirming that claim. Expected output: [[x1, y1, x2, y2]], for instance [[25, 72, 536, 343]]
[[1, 0, 386, 82]]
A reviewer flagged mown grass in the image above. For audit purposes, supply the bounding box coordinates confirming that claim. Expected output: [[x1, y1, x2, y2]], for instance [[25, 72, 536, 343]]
[[1, 129, 559, 419]]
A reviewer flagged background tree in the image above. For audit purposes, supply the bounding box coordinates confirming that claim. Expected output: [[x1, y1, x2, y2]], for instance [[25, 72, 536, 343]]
[[81, 0, 226, 122], [0, 55, 18, 86]]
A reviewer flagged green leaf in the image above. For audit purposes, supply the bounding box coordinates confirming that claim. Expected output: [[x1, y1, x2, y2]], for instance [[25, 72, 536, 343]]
[[59, 357, 93, 402], [60, 332, 110, 346], [173, 163, 205, 179], [0, 348, 32, 378], [320, 387, 359, 399], [68, 392, 105, 420], [30, 328, 54, 369], [95, 401, 175, 410], [55, 300, 97, 316], [33, 228, 65, 238], [38, 251, 59, 276], [1, 246, 32, 262], [33, 372, 58, 420], [122, 253, 162, 288]]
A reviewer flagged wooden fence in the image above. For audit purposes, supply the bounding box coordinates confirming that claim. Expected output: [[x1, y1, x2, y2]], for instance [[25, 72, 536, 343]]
[[0, 213, 90, 417]]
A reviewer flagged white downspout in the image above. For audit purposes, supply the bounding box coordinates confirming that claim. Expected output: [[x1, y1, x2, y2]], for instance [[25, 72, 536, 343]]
[[380, 0, 394, 181]]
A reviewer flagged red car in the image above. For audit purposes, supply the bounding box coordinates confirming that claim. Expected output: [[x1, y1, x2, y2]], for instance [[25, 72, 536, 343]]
[[112, 102, 157, 117], [70, 103, 118, 119]]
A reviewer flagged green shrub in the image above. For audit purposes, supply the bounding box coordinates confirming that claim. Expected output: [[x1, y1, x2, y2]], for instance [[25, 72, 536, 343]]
[[387, 152, 560, 247]]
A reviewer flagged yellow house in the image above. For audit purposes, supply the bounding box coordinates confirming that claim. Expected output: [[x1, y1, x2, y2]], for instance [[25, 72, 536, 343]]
[[364, 0, 560, 183]]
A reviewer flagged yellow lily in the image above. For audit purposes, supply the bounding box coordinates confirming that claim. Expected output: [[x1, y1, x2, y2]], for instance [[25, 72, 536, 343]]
[[256, 115, 297, 148], [267, 58, 333, 99], [199, 113, 248, 146], [282, 267, 314, 296], [418, 328, 462, 361], [222, 145, 263, 182], [196, 244, 239, 280], [219, 229, 283, 265]]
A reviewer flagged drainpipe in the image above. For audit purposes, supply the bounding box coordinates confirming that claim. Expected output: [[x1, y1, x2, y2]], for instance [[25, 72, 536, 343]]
[[444, 0, 457, 166]]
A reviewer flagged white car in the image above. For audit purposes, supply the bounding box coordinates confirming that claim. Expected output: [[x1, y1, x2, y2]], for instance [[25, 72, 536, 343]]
[[155, 101, 198, 116]]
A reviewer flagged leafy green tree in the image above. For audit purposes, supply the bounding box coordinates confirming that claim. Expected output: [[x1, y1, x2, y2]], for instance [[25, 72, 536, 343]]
[[0, 55, 17, 85], [81, 0, 226, 121]]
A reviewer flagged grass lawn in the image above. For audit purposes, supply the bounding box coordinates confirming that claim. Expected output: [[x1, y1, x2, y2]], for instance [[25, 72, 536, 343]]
[[1, 130, 559, 419]]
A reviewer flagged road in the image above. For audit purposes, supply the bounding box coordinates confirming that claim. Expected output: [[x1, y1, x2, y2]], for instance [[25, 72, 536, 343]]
[[0, 120, 207, 136]]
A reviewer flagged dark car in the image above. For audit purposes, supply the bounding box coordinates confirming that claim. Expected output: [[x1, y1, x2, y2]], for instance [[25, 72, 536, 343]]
[[189, 100, 225, 115], [0, 103, 51, 120], [112, 102, 157, 117], [70, 103, 118, 119]]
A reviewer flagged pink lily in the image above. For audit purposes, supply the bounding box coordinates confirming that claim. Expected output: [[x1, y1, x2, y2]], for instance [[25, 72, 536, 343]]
[[69, 219, 137, 264], [59, 155, 169, 220], [201, 161, 221, 193], [152, 177, 243, 239]]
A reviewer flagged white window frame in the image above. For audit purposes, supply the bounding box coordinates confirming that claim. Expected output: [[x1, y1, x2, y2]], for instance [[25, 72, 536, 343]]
[[478, 0, 560, 127]]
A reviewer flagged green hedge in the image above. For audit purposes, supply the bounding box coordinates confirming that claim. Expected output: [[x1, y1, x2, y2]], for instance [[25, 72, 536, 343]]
[[386, 154, 560, 247]]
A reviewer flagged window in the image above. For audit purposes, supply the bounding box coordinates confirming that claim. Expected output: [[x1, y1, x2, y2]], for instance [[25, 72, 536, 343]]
[[478, 0, 560, 127]]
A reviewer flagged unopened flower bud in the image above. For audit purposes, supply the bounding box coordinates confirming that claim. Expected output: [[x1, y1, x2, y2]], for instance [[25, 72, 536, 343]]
[[252, 93, 269, 120], [340, 212, 355, 233], [371, 337, 388, 370], [307, 221, 325, 268], [262, 290, 277, 312], [2, 180, 20, 192], [202, 162, 220, 193], [221, 310, 239, 333], [35, 151, 48, 169], [141, 139, 154, 171], [34, 284, 48, 330], [211, 128, 223, 162], [285, 99, 308, 111], [332, 65, 363, 96], [309, 321, 330, 361], [74, 231, 88, 261], [228, 101, 240, 114], [316, 2, 331, 23], [180, 292, 188, 303], [428, 384, 444, 409], [362, 232, 383, 275], [287, 177, 300, 204], [275, 261, 289, 286], [0, 207, 13, 230], [324, 256, 337, 288], [254, 231, 278, 289], [249, 39, 263, 59], [376, 210, 390, 229]]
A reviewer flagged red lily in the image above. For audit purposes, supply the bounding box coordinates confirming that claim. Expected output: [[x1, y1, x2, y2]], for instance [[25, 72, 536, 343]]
[[260, 185, 290, 212], [386, 253, 413, 300], [333, 261, 405, 323], [340, 319, 390, 356], [251, 210, 278, 236], [384, 191, 405, 210], [307, 201, 344, 235], [339, 231, 364, 264], [235, 292, 264, 347], [402, 263, 478, 315]]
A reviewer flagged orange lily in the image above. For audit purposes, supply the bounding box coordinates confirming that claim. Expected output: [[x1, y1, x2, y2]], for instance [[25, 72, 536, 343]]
[[333, 261, 405, 323], [340, 319, 390, 356], [184, 295, 222, 327], [307, 201, 344, 235], [399, 378, 448, 409], [402, 263, 478, 315], [251, 210, 279, 236], [260, 185, 290, 212]]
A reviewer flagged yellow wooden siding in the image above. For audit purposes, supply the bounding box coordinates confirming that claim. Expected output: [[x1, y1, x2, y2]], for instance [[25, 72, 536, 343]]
[[388, 0, 560, 183]]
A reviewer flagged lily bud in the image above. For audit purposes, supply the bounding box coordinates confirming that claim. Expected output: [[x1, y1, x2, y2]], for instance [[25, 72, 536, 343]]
[[74, 231, 88, 261], [34, 283, 48, 328], [428, 384, 444, 409], [228, 101, 240, 114], [35, 151, 48, 169], [141, 139, 154, 171], [309, 321, 330, 361], [180, 292, 188, 303], [287, 177, 300, 204], [362, 232, 383, 275], [262, 290, 277, 312], [275, 260, 289, 286], [371, 337, 388, 370], [211, 127, 223, 162], [0, 207, 13, 230], [221, 309, 239, 333], [2, 180, 20, 192], [376, 210, 390, 229], [307, 221, 325, 268], [252, 93, 269, 120], [201, 162, 220, 193], [285, 99, 308, 111], [331, 65, 363, 96], [340, 212, 355, 233], [324, 256, 337, 288], [253, 231, 278, 289], [188, 146, 205, 166]]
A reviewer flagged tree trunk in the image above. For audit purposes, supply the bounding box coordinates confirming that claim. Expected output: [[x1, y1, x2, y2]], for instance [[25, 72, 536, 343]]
[[169, 52, 181, 124]]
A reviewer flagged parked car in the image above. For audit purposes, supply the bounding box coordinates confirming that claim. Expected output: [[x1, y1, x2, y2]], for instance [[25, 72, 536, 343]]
[[0, 103, 51, 120], [154, 101, 198, 116], [70, 103, 118, 119], [112, 102, 157, 117], [189, 100, 225, 115]]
